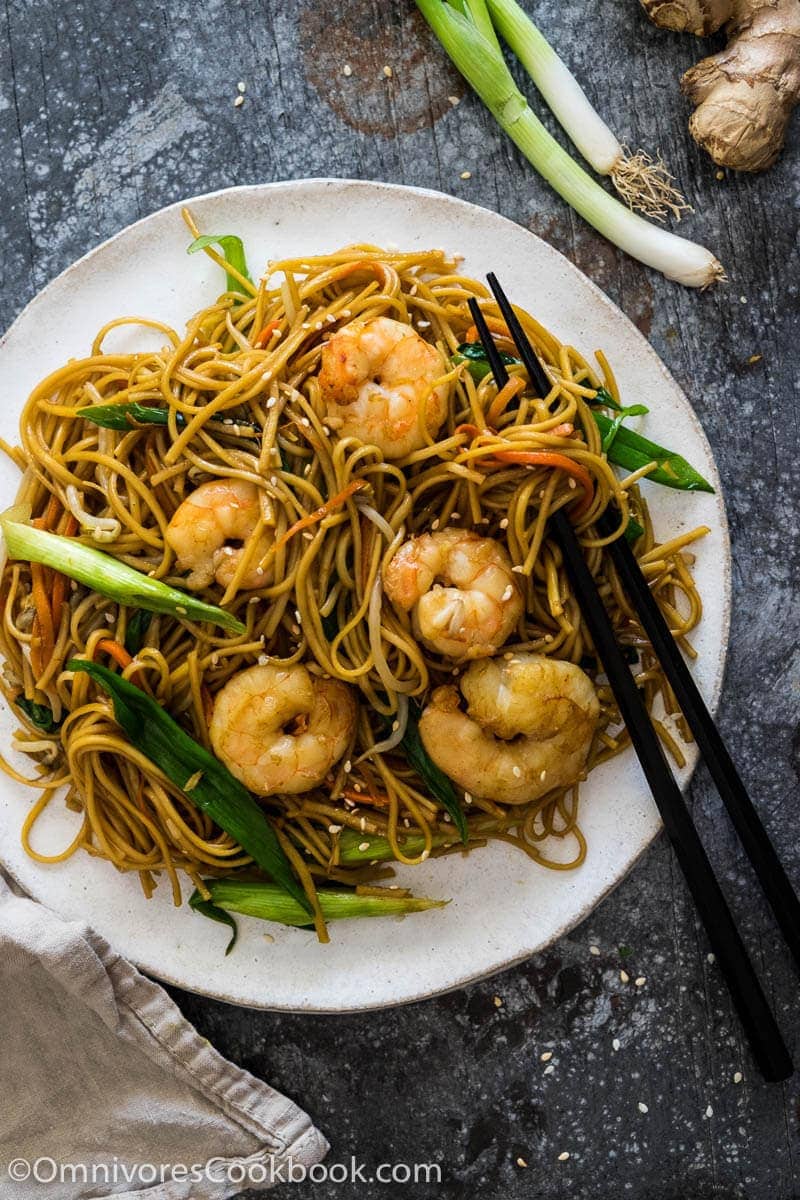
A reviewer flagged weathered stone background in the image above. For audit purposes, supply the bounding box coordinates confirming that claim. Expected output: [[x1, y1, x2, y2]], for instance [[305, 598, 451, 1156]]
[[2, 1, 799, 1196]]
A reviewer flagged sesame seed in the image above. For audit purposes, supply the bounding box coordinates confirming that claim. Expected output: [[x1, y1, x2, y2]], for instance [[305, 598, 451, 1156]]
[[568, 477, 577, 489], [448, 95, 460, 106], [635, 975, 646, 987], [705, 1105, 713, 1118], [733, 1071, 743, 1084], [257, 654, 269, 665], [511, 565, 525, 574], [343, 760, 352, 773], [358, 841, 370, 852], [343, 64, 352, 76], [383, 64, 393, 78], [328, 824, 342, 834], [557, 1152, 570, 1162], [543, 1064, 554, 1075], [707, 952, 715, 964], [589, 945, 600, 956], [512, 765, 522, 778], [233, 95, 244, 108], [263, 933, 274, 943], [501, 585, 514, 601], [499, 517, 509, 529], [612, 1038, 620, 1051], [620, 969, 630, 983], [715, 169, 724, 180], [460, 170, 472, 180], [176, 606, 187, 615], [464, 792, 472, 804], [420, 849, 429, 861], [359, 817, 367, 831], [540, 1051, 553, 1062], [493, 995, 503, 1008], [451, 512, 460, 520], [237, 81, 246, 93], [266, 396, 277, 409], [431, 518, 440, 530], [638, 1102, 648, 1114], [539, 769, 547, 781]]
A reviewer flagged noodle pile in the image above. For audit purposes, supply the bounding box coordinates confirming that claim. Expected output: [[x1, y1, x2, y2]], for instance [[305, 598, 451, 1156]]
[[0, 214, 707, 919]]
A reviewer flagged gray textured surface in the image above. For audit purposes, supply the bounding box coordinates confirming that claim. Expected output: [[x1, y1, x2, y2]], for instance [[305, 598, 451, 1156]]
[[2, 0, 799, 1196]]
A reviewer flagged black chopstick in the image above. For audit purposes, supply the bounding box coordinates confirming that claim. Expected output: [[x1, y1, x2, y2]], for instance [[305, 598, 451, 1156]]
[[472, 281, 793, 1082], [597, 506, 800, 973]]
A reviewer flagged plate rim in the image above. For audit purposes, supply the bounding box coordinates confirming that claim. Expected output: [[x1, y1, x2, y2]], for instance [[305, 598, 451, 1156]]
[[0, 177, 732, 1010]]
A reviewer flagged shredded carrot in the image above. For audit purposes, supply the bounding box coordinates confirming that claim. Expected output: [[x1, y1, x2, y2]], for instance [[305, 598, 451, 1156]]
[[254, 319, 281, 348], [95, 639, 143, 686], [30, 566, 54, 678], [486, 376, 525, 426], [50, 514, 79, 627], [490, 450, 595, 518], [465, 316, 510, 344], [343, 786, 390, 809], [273, 479, 366, 554]]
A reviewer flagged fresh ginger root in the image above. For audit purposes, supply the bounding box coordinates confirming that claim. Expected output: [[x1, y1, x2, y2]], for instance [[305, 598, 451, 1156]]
[[640, 0, 800, 171]]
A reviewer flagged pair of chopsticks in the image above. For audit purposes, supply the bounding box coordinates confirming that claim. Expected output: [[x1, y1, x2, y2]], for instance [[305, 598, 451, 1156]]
[[468, 276, 798, 1082]]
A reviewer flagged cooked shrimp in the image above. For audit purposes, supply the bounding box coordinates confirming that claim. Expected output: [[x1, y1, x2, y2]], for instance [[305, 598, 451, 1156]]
[[165, 479, 273, 591], [419, 653, 600, 805], [319, 316, 449, 459], [209, 663, 357, 796], [383, 529, 523, 660]]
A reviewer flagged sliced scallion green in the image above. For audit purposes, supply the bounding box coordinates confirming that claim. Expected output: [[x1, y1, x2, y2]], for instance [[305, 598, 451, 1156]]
[[190, 878, 446, 941], [400, 702, 468, 843], [68, 659, 308, 911], [1, 517, 245, 634], [187, 233, 253, 293]]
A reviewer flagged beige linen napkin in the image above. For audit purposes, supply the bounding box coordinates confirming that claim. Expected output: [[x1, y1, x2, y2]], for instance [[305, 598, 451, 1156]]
[[0, 872, 328, 1199]]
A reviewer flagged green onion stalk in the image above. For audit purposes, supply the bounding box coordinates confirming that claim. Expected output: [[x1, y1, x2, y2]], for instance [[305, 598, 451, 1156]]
[[484, 0, 689, 220], [416, 0, 724, 287], [190, 878, 447, 953], [1, 513, 245, 634]]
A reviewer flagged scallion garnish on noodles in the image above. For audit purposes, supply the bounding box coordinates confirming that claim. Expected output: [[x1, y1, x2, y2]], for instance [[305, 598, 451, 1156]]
[[79, 403, 185, 431], [68, 659, 309, 912], [599, 404, 650, 454], [590, 413, 714, 492], [15, 696, 62, 733], [453, 342, 521, 381], [78, 402, 259, 440], [415, 0, 723, 287], [400, 702, 469, 844], [187, 232, 253, 293], [0, 515, 245, 634], [190, 878, 446, 948], [452, 352, 713, 492]]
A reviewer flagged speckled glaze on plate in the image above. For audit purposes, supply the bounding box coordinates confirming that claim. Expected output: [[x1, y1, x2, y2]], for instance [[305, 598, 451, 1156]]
[[0, 180, 730, 1011]]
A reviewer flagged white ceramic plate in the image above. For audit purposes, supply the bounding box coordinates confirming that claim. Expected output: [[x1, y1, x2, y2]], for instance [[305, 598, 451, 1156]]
[[0, 180, 730, 1011]]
